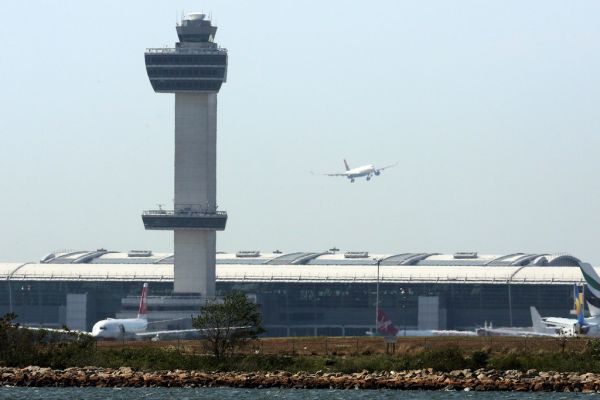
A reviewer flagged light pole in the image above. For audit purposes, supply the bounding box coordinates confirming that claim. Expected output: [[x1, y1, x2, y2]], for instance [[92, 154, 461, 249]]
[[374, 257, 383, 334]]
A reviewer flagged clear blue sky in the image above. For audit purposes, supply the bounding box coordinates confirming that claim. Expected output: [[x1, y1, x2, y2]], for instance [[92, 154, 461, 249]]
[[1, 1, 599, 263]]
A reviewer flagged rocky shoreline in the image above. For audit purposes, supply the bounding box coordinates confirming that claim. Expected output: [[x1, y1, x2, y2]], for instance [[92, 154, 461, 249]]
[[2, 366, 600, 391]]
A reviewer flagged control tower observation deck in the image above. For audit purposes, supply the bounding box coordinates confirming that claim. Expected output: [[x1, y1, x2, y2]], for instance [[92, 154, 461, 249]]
[[142, 13, 228, 297]]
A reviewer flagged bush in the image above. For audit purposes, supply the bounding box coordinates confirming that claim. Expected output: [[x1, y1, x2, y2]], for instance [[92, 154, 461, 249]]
[[413, 347, 468, 372], [470, 350, 490, 368], [488, 352, 522, 371]]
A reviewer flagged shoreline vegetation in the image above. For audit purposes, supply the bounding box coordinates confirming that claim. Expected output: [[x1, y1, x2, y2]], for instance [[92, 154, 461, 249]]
[[3, 340, 600, 391], [5, 313, 600, 391]]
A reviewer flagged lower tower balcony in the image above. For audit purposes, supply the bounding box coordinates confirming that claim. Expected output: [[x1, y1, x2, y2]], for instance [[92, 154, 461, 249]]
[[142, 209, 227, 230]]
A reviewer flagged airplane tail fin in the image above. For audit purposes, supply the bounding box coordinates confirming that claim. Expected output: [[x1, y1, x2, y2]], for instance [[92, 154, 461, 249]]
[[343, 159, 350, 171], [377, 308, 399, 336], [530, 306, 545, 333], [575, 284, 585, 326], [138, 283, 148, 319], [579, 262, 600, 317], [580, 262, 600, 296]]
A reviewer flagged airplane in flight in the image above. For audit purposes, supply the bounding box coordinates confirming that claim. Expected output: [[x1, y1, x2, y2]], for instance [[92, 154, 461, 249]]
[[316, 159, 398, 183]]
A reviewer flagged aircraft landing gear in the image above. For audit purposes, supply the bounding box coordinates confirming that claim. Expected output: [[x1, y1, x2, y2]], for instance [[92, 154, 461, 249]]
[[366, 176, 371, 181], [350, 178, 355, 183]]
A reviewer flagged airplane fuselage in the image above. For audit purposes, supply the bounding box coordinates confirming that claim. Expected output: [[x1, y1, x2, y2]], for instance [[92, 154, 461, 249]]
[[346, 164, 378, 181], [543, 316, 600, 337], [91, 317, 148, 339]]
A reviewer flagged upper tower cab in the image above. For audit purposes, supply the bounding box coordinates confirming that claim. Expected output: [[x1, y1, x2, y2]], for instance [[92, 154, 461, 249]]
[[176, 13, 217, 42], [144, 13, 228, 93]]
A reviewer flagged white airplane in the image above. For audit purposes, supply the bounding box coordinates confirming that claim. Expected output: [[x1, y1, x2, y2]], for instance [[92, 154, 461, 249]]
[[372, 308, 476, 337], [91, 283, 149, 338], [535, 291, 591, 337], [318, 159, 398, 183], [477, 276, 600, 338], [90, 283, 251, 340], [476, 307, 570, 337], [579, 262, 600, 317], [520, 265, 600, 337]]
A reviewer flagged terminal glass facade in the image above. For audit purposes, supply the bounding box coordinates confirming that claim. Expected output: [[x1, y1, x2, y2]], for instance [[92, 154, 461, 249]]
[[0, 280, 574, 335]]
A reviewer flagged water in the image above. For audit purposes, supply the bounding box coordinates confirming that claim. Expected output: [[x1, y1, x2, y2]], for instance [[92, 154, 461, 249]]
[[0, 388, 590, 400]]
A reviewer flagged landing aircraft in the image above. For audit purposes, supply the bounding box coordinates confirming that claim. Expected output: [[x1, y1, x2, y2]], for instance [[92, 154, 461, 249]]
[[317, 159, 398, 183]]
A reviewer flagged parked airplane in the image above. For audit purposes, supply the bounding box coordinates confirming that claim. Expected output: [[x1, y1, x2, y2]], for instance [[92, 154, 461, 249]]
[[374, 308, 476, 337], [91, 283, 149, 338], [476, 307, 569, 337], [578, 262, 600, 317], [477, 281, 600, 337], [316, 159, 398, 183], [90, 283, 251, 340], [523, 264, 600, 337]]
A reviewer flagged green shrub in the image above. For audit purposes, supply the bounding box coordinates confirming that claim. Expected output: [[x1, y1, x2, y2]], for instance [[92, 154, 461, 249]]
[[470, 350, 489, 368]]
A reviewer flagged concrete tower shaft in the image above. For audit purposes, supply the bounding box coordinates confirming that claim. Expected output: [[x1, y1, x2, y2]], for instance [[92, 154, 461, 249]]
[[142, 13, 227, 297], [174, 93, 217, 212]]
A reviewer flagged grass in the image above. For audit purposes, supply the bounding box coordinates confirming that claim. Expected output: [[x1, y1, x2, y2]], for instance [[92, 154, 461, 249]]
[[3, 328, 600, 373]]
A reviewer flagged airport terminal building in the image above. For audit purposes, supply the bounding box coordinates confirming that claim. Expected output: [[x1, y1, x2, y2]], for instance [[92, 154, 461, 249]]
[[0, 250, 586, 335]]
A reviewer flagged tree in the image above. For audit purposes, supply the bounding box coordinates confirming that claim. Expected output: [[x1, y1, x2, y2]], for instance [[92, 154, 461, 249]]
[[192, 291, 265, 358]]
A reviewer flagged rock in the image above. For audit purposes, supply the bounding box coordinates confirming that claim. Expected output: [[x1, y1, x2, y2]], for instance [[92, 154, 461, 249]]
[[2, 366, 600, 391]]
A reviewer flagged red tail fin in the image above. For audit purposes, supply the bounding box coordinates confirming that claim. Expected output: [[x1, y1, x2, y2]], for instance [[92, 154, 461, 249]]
[[377, 308, 399, 336], [138, 283, 148, 319], [343, 159, 350, 171]]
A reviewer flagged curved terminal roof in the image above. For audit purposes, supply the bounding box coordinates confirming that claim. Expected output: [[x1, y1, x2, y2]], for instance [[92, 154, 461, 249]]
[[36, 249, 582, 267], [0, 250, 589, 284]]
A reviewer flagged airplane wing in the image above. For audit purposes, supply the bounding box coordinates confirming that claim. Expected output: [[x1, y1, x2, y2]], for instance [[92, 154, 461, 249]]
[[135, 325, 253, 340], [146, 317, 190, 326], [543, 317, 577, 327], [376, 162, 398, 171], [310, 171, 347, 177], [475, 327, 560, 337], [18, 326, 92, 337], [136, 328, 206, 340]]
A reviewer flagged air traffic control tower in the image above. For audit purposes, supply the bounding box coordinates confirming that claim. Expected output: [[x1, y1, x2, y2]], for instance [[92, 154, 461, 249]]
[[142, 13, 227, 297]]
